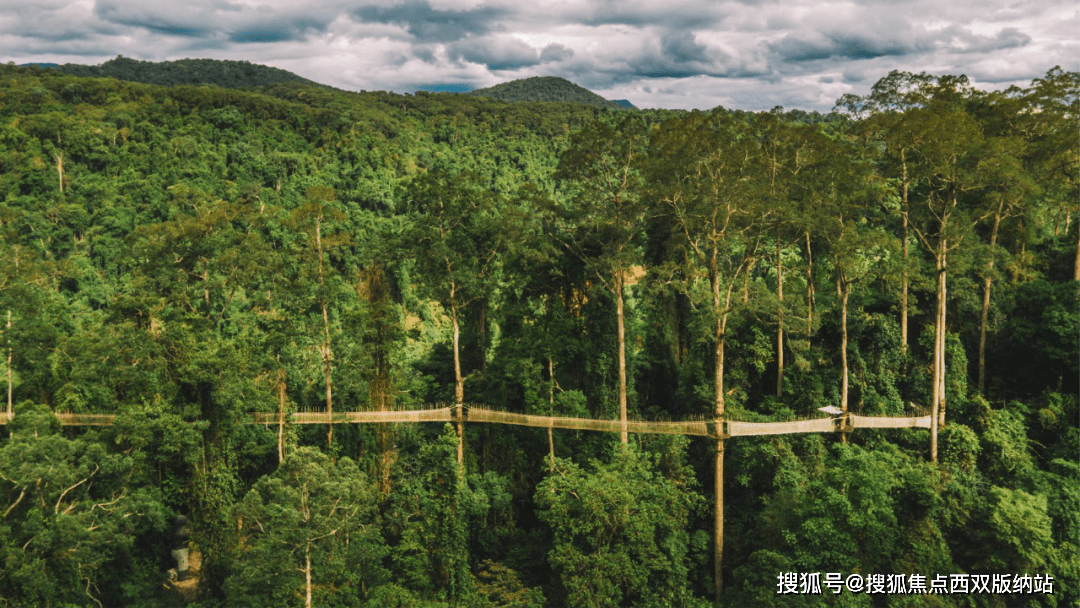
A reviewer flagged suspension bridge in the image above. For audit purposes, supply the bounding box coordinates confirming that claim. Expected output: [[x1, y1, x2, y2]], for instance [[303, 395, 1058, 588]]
[[0, 400, 938, 604], [0, 404, 933, 437]]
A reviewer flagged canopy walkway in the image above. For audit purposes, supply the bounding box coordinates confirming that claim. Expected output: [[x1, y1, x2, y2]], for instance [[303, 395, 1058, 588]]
[[0, 400, 937, 608], [1, 405, 932, 437]]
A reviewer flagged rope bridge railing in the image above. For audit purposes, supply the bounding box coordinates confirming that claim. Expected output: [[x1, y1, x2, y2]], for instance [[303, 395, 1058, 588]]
[[850, 414, 932, 429], [2, 408, 934, 437], [55, 413, 117, 426], [727, 417, 836, 437], [464, 405, 712, 436], [249, 407, 452, 425]]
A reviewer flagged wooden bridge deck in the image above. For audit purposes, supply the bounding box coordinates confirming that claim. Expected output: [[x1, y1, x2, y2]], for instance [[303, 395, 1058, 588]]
[[0, 407, 932, 438]]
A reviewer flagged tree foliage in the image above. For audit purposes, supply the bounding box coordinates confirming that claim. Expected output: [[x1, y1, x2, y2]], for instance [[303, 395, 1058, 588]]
[[0, 62, 1075, 607]]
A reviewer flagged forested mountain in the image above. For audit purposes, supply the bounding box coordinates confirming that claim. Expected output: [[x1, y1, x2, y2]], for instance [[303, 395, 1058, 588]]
[[46, 55, 324, 89], [470, 75, 630, 110], [0, 63, 1076, 607]]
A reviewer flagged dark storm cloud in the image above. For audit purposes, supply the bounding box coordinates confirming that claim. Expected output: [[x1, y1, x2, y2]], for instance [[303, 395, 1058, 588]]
[[447, 36, 540, 70], [93, 2, 215, 38], [566, 1, 733, 31], [770, 19, 1034, 63], [660, 31, 709, 64], [772, 33, 913, 62], [226, 17, 334, 44], [565, 30, 766, 86], [353, 2, 508, 43], [540, 44, 573, 64], [956, 27, 1031, 53], [92, 0, 342, 43]]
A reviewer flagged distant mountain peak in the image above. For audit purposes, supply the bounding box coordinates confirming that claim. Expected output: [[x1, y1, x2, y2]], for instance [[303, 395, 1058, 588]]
[[469, 76, 631, 111]]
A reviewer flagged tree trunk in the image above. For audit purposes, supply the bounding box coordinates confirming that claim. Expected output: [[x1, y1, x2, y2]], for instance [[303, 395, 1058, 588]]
[[322, 300, 333, 447], [314, 215, 333, 447], [709, 247, 737, 605], [451, 294, 464, 466], [277, 370, 286, 464], [714, 438, 724, 604], [365, 265, 394, 496], [6, 310, 11, 420], [930, 237, 947, 464], [839, 279, 849, 444], [1074, 218, 1080, 282], [776, 239, 784, 397], [304, 542, 313, 608], [938, 238, 948, 429], [616, 268, 628, 444], [805, 232, 813, 337], [742, 258, 754, 303], [978, 211, 1001, 393], [548, 356, 556, 470], [56, 152, 64, 193], [900, 154, 909, 352]]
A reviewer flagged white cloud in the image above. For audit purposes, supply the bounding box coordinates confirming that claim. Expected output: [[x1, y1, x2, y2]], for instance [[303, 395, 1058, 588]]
[[2, 0, 1076, 111]]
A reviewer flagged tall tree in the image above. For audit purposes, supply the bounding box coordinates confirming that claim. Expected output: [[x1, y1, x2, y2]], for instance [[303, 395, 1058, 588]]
[[288, 187, 349, 448], [754, 110, 814, 397], [837, 71, 936, 352], [1023, 67, 1080, 280], [405, 169, 504, 465], [808, 129, 893, 433], [970, 111, 1035, 394], [904, 82, 984, 463], [551, 117, 648, 444], [649, 109, 763, 602]]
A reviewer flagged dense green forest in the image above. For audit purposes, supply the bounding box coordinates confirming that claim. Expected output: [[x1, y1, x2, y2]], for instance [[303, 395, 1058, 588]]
[[469, 76, 630, 111], [46, 56, 325, 90], [0, 63, 1076, 607]]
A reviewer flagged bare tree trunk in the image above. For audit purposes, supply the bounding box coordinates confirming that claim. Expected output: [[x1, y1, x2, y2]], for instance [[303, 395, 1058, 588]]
[[6, 310, 11, 421], [979, 212, 1001, 393], [839, 279, 850, 444], [938, 238, 948, 429], [930, 237, 947, 464], [277, 370, 286, 464], [742, 258, 754, 303], [714, 437, 724, 604], [805, 232, 813, 336], [364, 265, 394, 496], [548, 356, 556, 470], [710, 248, 738, 605], [901, 217, 910, 353], [451, 289, 465, 466], [1074, 218, 1080, 282], [616, 268, 628, 444], [322, 300, 333, 447], [56, 152, 64, 193], [315, 215, 333, 447], [447, 285, 464, 466], [900, 155, 909, 352], [304, 542, 313, 608], [776, 239, 784, 396]]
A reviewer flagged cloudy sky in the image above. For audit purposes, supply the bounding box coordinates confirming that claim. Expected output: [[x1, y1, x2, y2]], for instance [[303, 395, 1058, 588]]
[[3, 0, 1077, 111]]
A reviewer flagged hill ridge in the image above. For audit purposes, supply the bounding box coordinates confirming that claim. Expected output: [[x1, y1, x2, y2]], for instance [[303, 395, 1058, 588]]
[[469, 76, 630, 110], [46, 55, 324, 90]]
